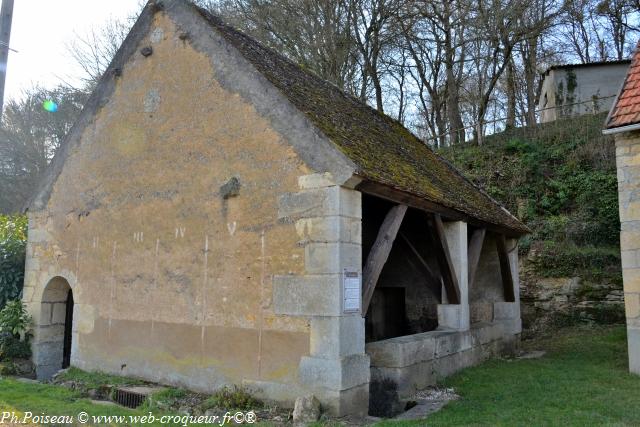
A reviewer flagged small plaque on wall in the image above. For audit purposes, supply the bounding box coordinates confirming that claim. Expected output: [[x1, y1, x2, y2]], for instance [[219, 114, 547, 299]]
[[343, 269, 361, 314]]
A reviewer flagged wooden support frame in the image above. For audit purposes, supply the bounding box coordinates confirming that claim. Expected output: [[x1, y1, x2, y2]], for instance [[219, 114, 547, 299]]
[[429, 214, 461, 304], [362, 204, 408, 315], [399, 232, 439, 285], [467, 228, 486, 288], [496, 233, 516, 302], [357, 180, 529, 238]]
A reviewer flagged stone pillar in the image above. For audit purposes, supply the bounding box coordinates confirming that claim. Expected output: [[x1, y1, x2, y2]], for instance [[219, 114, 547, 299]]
[[437, 221, 469, 331], [507, 238, 521, 305], [615, 131, 640, 375], [273, 173, 369, 416], [493, 238, 522, 337]]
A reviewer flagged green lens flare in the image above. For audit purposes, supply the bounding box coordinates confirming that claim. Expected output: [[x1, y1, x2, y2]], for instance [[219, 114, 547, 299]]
[[43, 100, 58, 112]]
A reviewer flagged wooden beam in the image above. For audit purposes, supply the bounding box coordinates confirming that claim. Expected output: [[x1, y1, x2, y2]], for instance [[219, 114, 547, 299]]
[[467, 228, 486, 288], [356, 180, 529, 238], [496, 233, 516, 302], [430, 214, 461, 304], [362, 204, 408, 315], [399, 232, 438, 284]]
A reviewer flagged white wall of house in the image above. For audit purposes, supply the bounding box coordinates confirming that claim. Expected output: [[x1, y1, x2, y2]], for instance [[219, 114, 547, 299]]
[[539, 62, 630, 123]]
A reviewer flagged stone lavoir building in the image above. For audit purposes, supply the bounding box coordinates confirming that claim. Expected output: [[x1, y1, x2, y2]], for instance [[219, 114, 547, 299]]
[[23, 0, 528, 416], [604, 41, 640, 376]]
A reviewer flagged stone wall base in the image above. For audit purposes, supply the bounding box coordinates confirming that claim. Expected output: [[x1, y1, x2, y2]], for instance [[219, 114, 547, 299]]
[[312, 383, 370, 417], [242, 379, 305, 408], [241, 379, 369, 416], [366, 321, 520, 400]]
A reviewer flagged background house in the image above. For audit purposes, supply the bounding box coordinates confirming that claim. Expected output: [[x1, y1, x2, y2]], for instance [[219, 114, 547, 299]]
[[539, 60, 630, 123]]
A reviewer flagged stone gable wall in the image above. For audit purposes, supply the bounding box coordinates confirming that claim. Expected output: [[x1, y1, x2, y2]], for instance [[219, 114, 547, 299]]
[[24, 13, 315, 393]]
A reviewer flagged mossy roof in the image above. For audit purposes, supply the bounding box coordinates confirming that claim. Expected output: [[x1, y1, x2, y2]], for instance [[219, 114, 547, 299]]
[[194, 6, 528, 234]]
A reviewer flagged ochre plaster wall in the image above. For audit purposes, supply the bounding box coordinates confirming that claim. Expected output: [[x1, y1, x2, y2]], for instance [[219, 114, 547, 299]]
[[24, 13, 312, 390]]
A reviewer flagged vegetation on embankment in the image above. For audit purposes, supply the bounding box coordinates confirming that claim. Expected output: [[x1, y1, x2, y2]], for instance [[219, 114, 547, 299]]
[[440, 113, 619, 278], [0, 215, 27, 310], [439, 113, 623, 328], [440, 113, 621, 283]]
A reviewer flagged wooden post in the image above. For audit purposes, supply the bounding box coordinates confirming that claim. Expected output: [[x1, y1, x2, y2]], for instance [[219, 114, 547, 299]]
[[496, 233, 516, 302], [467, 228, 486, 288], [362, 204, 407, 315], [430, 214, 461, 304]]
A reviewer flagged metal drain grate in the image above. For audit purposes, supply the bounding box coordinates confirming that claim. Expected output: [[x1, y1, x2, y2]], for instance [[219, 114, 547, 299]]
[[115, 388, 148, 408]]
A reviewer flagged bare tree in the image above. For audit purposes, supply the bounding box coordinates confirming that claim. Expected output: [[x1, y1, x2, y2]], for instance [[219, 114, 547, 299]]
[[66, 15, 138, 88], [465, 0, 535, 144], [348, 0, 401, 111], [56, 0, 640, 153], [596, 0, 637, 60], [397, 7, 448, 146], [399, 0, 469, 144], [0, 86, 87, 213], [515, 0, 561, 126], [210, 0, 357, 89], [556, 0, 638, 63]]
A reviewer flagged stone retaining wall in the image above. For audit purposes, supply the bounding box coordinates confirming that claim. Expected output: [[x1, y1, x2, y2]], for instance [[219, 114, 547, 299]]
[[366, 303, 520, 401]]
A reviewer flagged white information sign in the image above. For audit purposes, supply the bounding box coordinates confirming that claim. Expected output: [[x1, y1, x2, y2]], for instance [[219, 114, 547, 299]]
[[343, 269, 361, 314]]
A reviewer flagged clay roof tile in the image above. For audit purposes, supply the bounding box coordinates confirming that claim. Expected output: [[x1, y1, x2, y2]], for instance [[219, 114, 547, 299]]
[[605, 41, 640, 129]]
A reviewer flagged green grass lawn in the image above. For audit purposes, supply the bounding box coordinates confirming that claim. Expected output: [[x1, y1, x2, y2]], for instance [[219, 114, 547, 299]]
[[0, 378, 142, 423], [380, 325, 640, 426], [0, 326, 637, 426]]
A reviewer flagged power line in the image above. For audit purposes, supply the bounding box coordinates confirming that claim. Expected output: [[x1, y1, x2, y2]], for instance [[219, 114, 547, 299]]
[[0, 41, 17, 53], [422, 94, 617, 144]]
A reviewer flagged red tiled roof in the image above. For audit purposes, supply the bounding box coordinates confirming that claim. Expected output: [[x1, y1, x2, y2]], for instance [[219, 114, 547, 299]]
[[605, 42, 640, 129]]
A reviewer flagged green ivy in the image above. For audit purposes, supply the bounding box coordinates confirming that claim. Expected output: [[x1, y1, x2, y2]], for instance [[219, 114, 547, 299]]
[[532, 241, 621, 284], [439, 113, 621, 284], [0, 215, 27, 309], [0, 300, 32, 339], [0, 335, 31, 360], [0, 300, 32, 361]]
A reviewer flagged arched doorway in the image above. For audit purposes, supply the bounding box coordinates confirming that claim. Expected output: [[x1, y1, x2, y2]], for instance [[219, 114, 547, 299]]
[[34, 277, 74, 379]]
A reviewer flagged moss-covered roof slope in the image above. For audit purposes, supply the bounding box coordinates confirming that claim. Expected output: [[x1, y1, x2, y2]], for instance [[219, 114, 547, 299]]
[[194, 5, 527, 235]]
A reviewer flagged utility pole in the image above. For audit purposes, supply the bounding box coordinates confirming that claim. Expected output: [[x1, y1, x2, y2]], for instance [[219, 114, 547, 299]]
[[0, 0, 14, 114]]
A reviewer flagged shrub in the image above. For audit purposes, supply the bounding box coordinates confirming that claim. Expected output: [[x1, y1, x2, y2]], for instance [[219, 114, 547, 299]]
[[0, 215, 27, 309], [0, 333, 31, 360], [0, 360, 17, 375], [200, 386, 261, 411], [532, 241, 621, 283], [0, 300, 32, 340], [55, 367, 145, 389], [144, 388, 190, 411], [0, 300, 32, 361]]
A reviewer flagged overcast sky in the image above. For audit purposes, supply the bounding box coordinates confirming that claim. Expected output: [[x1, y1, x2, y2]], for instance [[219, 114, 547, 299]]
[[5, 0, 141, 101]]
